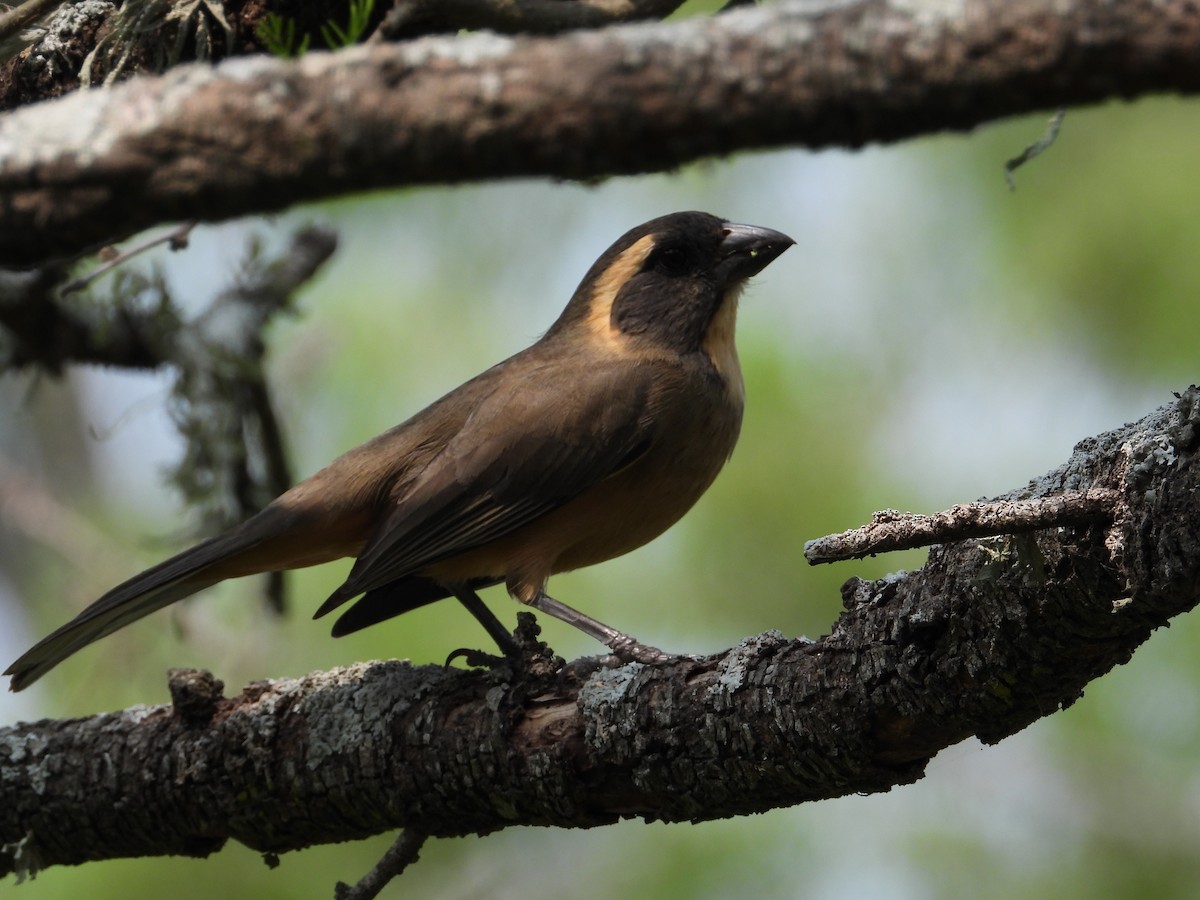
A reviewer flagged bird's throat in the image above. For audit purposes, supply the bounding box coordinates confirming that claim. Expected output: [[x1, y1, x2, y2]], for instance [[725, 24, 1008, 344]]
[[702, 286, 745, 404]]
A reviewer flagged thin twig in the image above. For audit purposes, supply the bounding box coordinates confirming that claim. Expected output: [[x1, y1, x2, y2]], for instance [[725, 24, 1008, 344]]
[[335, 828, 428, 900], [62, 222, 197, 295], [804, 488, 1120, 564], [1005, 109, 1067, 190], [247, 374, 293, 614]]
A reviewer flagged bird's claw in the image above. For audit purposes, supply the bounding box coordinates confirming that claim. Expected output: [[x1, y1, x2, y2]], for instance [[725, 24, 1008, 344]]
[[444, 647, 508, 669]]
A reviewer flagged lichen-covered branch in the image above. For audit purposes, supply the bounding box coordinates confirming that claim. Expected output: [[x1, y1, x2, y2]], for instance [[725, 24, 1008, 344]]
[[0, 0, 687, 106], [0, 225, 334, 372], [3, 386, 1198, 880], [2, 0, 1199, 267], [0, 225, 336, 610], [371, 0, 688, 41]]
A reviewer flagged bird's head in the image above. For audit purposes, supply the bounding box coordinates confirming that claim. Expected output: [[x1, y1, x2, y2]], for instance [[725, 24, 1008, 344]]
[[549, 211, 794, 358]]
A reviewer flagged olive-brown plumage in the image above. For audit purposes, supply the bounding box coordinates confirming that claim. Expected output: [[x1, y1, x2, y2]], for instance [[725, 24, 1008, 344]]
[[5, 211, 793, 691]]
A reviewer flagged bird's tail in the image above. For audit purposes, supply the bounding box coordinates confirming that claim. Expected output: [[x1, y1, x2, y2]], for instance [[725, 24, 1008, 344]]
[[5, 528, 269, 692]]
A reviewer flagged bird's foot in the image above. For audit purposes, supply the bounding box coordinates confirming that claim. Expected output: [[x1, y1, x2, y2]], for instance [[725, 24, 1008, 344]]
[[606, 634, 676, 665], [526, 591, 675, 666], [446, 612, 564, 680], [556, 643, 688, 685], [444, 647, 508, 669]]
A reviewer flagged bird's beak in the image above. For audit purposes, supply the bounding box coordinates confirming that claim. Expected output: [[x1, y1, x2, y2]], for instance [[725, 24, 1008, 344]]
[[716, 222, 795, 283]]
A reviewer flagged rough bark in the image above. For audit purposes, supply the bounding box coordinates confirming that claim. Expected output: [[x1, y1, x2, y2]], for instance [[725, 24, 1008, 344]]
[[3, 386, 1197, 877], [2, 0, 1200, 267], [0, 0, 686, 109]]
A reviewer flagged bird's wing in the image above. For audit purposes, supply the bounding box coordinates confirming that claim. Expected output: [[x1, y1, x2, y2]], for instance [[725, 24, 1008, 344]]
[[314, 358, 658, 616]]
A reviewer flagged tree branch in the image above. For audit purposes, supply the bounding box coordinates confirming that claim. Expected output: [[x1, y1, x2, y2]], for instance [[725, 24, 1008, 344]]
[[371, 0, 688, 41], [60, 221, 197, 294], [804, 489, 1122, 564], [3, 385, 1198, 880], [2, 0, 1199, 267]]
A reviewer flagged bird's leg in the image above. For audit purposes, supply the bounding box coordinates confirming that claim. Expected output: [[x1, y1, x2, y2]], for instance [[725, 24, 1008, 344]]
[[448, 588, 521, 665], [528, 592, 674, 665]]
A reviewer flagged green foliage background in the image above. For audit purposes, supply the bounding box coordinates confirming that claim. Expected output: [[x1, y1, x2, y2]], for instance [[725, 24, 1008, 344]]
[[4, 96, 1200, 898]]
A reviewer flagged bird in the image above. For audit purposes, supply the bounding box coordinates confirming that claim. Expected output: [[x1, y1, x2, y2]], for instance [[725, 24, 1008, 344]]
[[5, 211, 794, 691]]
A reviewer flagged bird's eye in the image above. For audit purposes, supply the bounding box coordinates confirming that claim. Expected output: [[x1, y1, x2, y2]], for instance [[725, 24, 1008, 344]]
[[653, 246, 689, 275]]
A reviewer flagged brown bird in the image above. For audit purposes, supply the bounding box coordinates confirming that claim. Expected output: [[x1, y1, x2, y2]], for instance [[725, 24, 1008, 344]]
[[5, 211, 793, 691]]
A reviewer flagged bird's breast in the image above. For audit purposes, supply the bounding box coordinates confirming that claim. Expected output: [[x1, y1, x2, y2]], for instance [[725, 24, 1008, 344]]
[[549, 393, 742, 571], [423, 364, 743, 599]]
